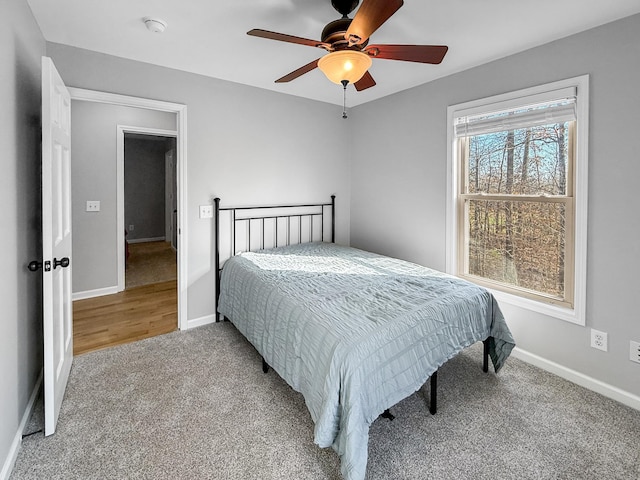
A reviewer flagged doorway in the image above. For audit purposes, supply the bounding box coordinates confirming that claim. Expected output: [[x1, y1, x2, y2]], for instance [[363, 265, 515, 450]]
[[123, 133, 177, 290], [68, 88, 187, 354], [72, 131, 179, 355]]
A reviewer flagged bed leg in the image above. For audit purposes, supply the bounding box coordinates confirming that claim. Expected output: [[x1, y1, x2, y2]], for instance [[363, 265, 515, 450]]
[[381, 409, 395, 421], [483, 339, 490, 373], [262, 358, 269, 373], [429, 370, 437, 415]]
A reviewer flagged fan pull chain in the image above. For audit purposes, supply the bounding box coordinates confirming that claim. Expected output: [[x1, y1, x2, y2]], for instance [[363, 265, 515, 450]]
[[341, 80, 348, 119]]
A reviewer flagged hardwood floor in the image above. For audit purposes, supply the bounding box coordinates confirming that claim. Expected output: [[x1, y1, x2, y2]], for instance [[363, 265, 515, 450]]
[[73, 280, 177, 356]]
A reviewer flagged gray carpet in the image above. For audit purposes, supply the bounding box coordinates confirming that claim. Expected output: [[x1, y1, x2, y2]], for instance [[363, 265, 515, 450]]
[[11, 323, 640, 480]]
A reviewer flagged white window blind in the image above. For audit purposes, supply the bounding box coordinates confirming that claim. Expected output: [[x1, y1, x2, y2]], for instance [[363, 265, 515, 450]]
[[454, 86, 576, 137]]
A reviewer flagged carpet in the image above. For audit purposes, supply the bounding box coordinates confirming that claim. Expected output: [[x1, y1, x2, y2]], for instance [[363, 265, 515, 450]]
[[11, 323, 640, 479]]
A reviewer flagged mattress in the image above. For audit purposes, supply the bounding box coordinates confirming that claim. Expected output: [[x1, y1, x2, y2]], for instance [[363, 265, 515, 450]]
[[217, 242, 515, 480]]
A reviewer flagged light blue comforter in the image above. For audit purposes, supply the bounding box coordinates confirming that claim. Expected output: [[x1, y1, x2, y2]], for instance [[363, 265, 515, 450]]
[[218, 242, 515, 480]]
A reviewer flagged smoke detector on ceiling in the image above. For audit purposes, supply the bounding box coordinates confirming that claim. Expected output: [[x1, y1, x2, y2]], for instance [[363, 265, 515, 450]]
[[144, 17, 167, 34]]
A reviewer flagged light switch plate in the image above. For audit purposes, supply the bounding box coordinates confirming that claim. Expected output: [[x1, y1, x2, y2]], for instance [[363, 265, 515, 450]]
[[199, 205, 213, 219], [86, 200, 100, 212], [630, 341, 640, 364]]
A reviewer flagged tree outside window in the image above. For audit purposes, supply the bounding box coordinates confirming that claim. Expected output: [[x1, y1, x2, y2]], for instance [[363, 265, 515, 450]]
[[461, 120, 573, 305]]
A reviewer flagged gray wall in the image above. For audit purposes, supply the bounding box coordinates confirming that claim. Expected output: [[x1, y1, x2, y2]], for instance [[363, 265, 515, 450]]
[[71, 101, 176, 294], [4, 3, 637, 475], [350, 14, 640, 398], [124, 136, 169, 242], [0, 0, 46, 475], [48, 43, 352, 322]]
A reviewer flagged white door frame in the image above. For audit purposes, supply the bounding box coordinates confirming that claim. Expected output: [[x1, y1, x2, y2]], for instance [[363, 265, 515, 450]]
[[117, 126, 177, 291], [68, 87, 188, 330]]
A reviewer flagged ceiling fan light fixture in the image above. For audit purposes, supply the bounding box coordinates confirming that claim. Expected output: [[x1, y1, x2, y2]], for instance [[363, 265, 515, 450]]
[[317, 50, 372, 85]]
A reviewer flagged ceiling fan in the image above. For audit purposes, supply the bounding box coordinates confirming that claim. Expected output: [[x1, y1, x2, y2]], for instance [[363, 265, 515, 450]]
[[247, 0, 448, 92]]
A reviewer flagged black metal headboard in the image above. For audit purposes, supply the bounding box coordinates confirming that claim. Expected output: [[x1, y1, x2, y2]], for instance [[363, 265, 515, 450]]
[[214, 196, 335, 317]]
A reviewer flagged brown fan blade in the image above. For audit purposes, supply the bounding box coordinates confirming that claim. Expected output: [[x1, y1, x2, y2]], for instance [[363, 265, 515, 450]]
[[275, 59, 320, 83], [365, 44, 448, 64], [248, 29, 330, 50], [345, 0, 404, 46], [354, 71, 376, 91]]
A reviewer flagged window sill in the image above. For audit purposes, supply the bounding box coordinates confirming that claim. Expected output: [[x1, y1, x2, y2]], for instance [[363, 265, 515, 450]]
[[488, 287, 585, 326]]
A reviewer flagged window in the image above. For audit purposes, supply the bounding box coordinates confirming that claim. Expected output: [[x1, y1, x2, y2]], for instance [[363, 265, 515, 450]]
[[447, 76, 589, 324]]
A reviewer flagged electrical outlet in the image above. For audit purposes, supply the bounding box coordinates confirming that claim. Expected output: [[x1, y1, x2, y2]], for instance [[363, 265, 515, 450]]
[[630, 341, 640, 364], [590, 329, 608, 352], [128, 224, 134, 231]]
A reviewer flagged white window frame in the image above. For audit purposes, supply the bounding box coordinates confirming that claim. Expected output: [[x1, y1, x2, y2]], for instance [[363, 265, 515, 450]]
[[446, 75, 589, 325]]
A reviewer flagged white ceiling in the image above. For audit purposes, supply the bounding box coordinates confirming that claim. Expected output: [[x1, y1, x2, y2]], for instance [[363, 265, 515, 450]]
[[26, 0, 640, 107]]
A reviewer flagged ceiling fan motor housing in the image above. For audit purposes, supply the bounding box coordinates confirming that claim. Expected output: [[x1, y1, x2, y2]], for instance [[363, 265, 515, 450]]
[[321, 18, 368, 50]]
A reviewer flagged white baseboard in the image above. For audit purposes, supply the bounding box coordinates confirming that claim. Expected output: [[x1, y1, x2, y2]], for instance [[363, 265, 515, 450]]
[[511, 347, 640, 412], [186, 314, 216, 330], [127, 237, 166, 244], [1, 370, 42, 480], [73, 285, 120, 301]]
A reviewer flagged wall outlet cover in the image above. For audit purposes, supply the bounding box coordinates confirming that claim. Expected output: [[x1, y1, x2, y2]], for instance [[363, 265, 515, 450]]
[[590, 329, 608, 352]]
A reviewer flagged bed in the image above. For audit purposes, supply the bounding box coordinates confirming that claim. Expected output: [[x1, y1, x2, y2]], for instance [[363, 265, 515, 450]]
[[214, 197, 515, 480]]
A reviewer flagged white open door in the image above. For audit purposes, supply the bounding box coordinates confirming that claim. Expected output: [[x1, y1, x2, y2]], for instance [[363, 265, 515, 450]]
[[41, 56, 73, 436]]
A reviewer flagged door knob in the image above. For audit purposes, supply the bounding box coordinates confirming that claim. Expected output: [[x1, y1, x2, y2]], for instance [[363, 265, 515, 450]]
[[28, 260, 42, 272], [53, 257, 70, 269]]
